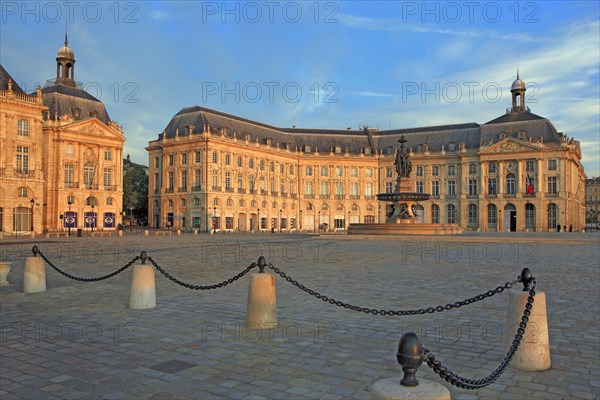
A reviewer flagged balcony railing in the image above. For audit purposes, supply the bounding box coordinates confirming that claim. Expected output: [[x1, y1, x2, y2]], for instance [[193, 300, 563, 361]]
[[212, 186, 222, 192], [271, 192, 278, 196], [64, 182, 79, 189], [365, 195, 375, 200], [225, 187, 235, 193], [486, 193, 497, 198], [290, 194, 297, 199], [305, 194, 315, 199], [319, 194, 330, 199], [237, 188, 246, 194], [178, 187, 187, 192], [260, 190, 268, 195], [350, 195, 360, 200], [191, 185, 202, 192], [84, 184, 99, 190], [335, 195, 346, 200], [165, 187, 174, 193], [547, 192, 558, 197], [104, 185, 117, 191], [445, 194, 456, 200]]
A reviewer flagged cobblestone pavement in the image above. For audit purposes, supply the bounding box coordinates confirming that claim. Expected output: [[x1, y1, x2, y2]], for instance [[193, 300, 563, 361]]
[[1, 231, 599, 400]]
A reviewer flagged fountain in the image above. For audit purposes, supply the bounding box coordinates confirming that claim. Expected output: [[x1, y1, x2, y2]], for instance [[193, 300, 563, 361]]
[[348, 135, 463, 235]]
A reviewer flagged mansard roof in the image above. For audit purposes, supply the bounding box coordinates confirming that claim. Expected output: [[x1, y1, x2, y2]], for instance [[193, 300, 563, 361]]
[[0, 65, 25, 93], [159, 105, 567, 153], [42, 84, 111, 124]]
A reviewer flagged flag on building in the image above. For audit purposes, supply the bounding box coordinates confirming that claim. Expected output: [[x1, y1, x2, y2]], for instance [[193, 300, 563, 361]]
[[526, 175, 534, 195]]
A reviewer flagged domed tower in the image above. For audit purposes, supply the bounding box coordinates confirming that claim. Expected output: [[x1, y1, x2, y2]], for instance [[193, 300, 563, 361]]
[[55, 34, 76, 87], [510, 70, 526, 112]]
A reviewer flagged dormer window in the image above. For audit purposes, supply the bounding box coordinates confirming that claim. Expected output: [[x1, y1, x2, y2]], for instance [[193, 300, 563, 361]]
[[265, 138, 272, 145], [386, 146, 395, 155], [244, 133, 251, 141], [416, 144, 423, 152], [89, 111, 99, 119], [334, 146, 342, 154], [364, 147, 372, 155], [304, 145, 312, 153], [447, 143, 456, 152], [71, 107, 81, 118]]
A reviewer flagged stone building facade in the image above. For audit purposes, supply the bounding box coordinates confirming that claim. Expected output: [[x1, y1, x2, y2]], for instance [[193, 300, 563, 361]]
[[147, 73, 586, 233], [0, 37, 125, 235], [585, 177, 600, 227]]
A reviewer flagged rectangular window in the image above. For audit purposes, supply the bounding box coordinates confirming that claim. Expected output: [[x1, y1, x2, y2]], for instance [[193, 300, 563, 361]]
[[181, 170, 187, 189], [488, 178, 497, 195], [385, 182, 393, 193], [432, 165, 439, 176], [335, 182, 344, 196], [386, 167, 393, 178], [548, 176, 557, 194], [182, 153, 187, 165], [305, 166, 313, 176], [416, 166, 423, 177], [320, 167, 328, 176], [225, 172, 231, 190], [469, 179, 478, 196], [16, 146, 29, 173], [154, 157, 160, 168], [249, 159, 254, 169], [432, 181, 439, 196], [260, 160, 265, 170], [168, 171, 174, 189], [431, 206, 439, 224], [320, 181, 329, 195], [448, 165, 455, 176], [526, 160, 535, 172], [270, 162, 274, 172], [239, 175, 244, 190], [238, 156, 243, 167], [169, 154, 174, 166], [548, 159, 557, 170], [103, 168, 112, 188], [225, 154, 230, 165], [195, 152, 201, 163], [448, 180, 456, 196], [104, 150, 112, 161], [366, 168, 373, 177], [487, 205, 497, 227], [212, 152, 218, 163], [64, 164, 74, 186], [469, 163, 477, 174], [249, 176, 255, 192], [212, 171, 219, 189], [336, 167, 343, 177], [18, 120, 29, 136], [488, 163, 497, 174], [365, 183, 373, 197], [351, 167, 358, 177], [416, 181, 424, 193], [351, 182, 359, 196], [65, 144, 74, 157], [305, 181, 313, 195]]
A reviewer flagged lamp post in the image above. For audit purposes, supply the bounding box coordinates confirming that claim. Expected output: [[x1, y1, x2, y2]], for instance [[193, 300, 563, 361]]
[[213, 206, 216, 233], [129, 207, 134, 231], [348, 210, 350, 230], [257, 208, 260, 232], [67, 199, 73, 236], [91, 204, 95, 233], [30, 198, 34, 232], [318, 211, 320, 233], [299, 210, 303, 231], [279, 209, 282, 232]]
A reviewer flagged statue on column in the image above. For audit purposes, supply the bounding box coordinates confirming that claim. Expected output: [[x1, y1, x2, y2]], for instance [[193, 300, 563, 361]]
[[394, 136, 412, 179]]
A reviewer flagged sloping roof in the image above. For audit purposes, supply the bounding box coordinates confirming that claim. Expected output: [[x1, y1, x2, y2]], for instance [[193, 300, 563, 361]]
[[159, 106, 565, 153], [0, 65, 25, 93], [42, 84, 111, 124]]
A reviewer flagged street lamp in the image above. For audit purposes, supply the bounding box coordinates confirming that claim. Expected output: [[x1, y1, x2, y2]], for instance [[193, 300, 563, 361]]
[[348, 211, 350, 230], [318, 211, 320, 233], [279, 209, 282, 232], [213, 206, 216, 233], [91, 204, 95, 233], [67, 199, 73, 236], [129, 207, 134, 231], [300, 210, 303, 231], [30, 198, 34, 232], [257, 208, 260, 232]]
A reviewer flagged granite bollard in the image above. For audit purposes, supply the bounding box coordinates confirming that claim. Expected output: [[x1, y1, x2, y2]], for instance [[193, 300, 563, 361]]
[[246, 256, 277, 329], [129, 252, 156, 309], [23, 256, 46, 293]]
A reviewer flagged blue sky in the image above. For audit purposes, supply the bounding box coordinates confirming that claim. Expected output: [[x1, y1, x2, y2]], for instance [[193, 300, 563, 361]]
[[1, 1, 599, 176]]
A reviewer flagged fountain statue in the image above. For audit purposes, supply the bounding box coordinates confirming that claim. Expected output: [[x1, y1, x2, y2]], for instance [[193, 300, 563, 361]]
[[348, 135, 462, 235]]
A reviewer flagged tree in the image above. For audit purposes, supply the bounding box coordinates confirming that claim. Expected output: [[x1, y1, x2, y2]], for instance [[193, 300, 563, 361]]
[[123, 166, 148, 219]]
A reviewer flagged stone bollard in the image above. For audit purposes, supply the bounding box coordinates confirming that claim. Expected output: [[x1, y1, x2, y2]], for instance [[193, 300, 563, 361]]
[[194, 229, 198, 235], [118, 230, 123, 237], [144, 230, 149, 236], [371, 333, 451, 400], [505, 268, 551, 371], [129, 251, 156, 309], [246, 256, 277, 329], [23, 247, 46, 293], [177, 229, 181, 236], [0, 261, 12, 286]]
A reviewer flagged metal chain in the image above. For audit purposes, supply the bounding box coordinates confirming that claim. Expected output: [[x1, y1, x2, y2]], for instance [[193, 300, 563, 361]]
[[35, 248, 140, 282], [423, 279, 536, 389], [147, 256, 256, 290], [266, 263, 517, 316]]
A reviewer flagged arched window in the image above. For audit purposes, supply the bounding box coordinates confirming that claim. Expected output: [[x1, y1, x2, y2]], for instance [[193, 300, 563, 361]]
[[447, 204, 457, 224], [431, 204, 440, 224], [367, 204, 374, 212], [227, 199, 233, 207], [547, 203, 558, 230], [352, 204, 359, 211], [487, 204, 497, 228], [168, 199, 173, 207], [262, 201, 267, 208], [525, 203, 535, 230], [86, 196, 97, 206], [181, 199, 186, 207], [506, 173, 516, 195], [307, 203, 313, 210], [239, 199, 244, 207], [468, 204, 477, 227], [251, 200, 257, 208]]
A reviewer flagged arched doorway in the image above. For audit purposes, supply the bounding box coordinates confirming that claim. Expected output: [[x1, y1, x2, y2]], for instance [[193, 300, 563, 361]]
[[547, 203, 558, 231], [525, 203, 535, 231], [504, 203, 517, 231]]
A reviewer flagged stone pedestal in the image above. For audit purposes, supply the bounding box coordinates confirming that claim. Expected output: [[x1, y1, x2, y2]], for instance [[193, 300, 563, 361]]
[[194, 229, 198, 235], [505, 290, 551, 371], [246, 273, 277, 329], [144, 230, 149, 237], [129, 265, 156, 309], [177, 229, 181, 236], [370, 377, 451, 400], [0, 262, 12, 286], [23, 256, 46, 293], [118, 231, 123, 237]]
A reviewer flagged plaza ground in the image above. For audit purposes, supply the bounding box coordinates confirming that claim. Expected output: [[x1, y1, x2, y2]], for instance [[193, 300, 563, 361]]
[[1, 231, 599, 399]]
